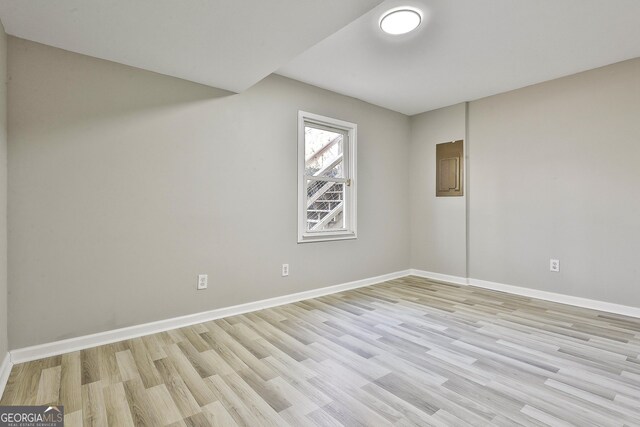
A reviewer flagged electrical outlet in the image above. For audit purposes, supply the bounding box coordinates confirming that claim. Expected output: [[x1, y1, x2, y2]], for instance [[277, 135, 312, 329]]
[[197, 274, 208, 290], [282, 264, 289, 277], [550, 259, 560, 272]]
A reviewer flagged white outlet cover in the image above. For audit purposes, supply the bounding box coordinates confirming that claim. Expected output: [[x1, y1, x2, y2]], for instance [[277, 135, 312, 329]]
[[282, 264, 289, 277], [197, 274, 208, 290], [550, 259, 560, 272]]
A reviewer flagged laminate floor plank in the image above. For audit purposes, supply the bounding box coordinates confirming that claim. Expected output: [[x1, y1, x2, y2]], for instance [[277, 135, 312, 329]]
[[81, 381, 108, 427], [1, 276, 639, 426], [103, 382, 135, 427], [35, 365, 61, 405], [60, 351, 83, 413]]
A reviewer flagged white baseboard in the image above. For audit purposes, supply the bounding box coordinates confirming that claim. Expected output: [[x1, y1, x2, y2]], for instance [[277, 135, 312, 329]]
[[10, 267, 639, 365], [468, 277, 640, 319], [0, 352, 11, 399], [10, 269, 411, 364], [409, 269, 469, 286], [409, 269, 640, 319]]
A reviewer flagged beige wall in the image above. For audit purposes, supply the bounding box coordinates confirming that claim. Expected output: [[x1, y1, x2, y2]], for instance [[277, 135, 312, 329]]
[[8, 37, 410, 349], [0, 23, 7, 360], [409, 104, 466, 276], [467, 58, 640, 306]]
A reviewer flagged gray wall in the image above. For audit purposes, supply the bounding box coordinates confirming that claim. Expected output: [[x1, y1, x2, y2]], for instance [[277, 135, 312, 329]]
[[468, 58, 640, 306], [8, 37, 410, 349], [6, 36, 640, 350], [0, 23, 7, 361], [409, 104, 466, 276]]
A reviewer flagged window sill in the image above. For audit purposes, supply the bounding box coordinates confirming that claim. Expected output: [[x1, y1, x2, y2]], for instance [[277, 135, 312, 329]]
[[297, 232, 357, 244]]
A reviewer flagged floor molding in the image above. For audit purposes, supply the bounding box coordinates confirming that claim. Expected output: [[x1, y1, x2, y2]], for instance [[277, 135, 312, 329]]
[[10, 267, 640, 365], [468, 277, 640, 319], [10, 269, 411, 364], [410, 269, 640, 319], [409, 269, 469, 286], [0, 352, 11, 398]]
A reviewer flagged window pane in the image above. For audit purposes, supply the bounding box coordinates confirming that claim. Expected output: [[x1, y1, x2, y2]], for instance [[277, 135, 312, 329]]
[[305, 179, 345, 232], [304, 126, 344, 178]]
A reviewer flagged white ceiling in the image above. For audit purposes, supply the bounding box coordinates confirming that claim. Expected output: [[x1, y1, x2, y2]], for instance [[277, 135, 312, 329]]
[[1, 1, 639, 115], [0, 0, 382, 93], [278, 0, 640, 115]]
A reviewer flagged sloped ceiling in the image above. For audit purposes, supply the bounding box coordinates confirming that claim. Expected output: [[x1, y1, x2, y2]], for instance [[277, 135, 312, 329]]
[[0, 0, 383, 93], [1, 0, 639, 115], [278, 0, 640, 115]]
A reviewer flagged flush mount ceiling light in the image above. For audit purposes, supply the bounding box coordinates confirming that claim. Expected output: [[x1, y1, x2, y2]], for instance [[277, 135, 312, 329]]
[[379, 7, 422, 35]]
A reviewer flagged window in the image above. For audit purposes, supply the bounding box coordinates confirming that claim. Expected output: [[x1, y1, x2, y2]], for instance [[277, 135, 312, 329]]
[[298, 111, 357, 243]]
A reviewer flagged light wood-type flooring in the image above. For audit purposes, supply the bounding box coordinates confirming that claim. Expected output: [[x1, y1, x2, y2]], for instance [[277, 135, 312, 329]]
[[2, 276, 640, 426]]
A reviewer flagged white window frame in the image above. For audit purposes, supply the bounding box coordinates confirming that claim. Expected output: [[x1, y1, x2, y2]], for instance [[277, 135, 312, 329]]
[[298, 111, 357, 243]]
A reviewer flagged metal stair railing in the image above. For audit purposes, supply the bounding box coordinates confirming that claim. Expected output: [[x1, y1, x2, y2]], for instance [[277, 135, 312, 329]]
[[310, 202, 343, 231], [304, 134, 346, 231]]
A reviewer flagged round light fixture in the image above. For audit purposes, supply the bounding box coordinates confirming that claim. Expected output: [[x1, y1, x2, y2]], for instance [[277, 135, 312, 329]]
[[379, 8, 422, 35]]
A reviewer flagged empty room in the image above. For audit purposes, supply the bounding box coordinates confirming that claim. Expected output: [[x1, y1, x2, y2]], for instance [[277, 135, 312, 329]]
[[0, 0, 639, 426]]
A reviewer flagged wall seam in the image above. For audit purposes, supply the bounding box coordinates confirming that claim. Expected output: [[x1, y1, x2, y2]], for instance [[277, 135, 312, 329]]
[[464, 101, 470, 279]]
